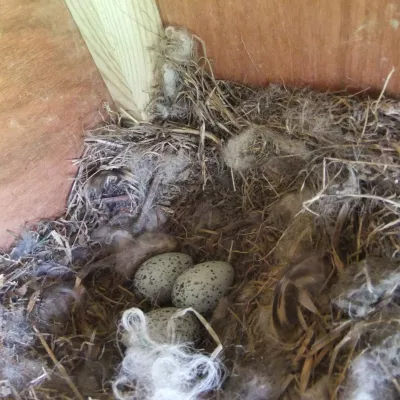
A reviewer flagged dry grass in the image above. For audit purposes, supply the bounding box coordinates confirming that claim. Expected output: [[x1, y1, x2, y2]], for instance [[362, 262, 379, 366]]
[[0, 30, 399, 399]]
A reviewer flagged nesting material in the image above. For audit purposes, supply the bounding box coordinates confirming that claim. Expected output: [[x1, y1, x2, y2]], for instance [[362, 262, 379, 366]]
[[331, 257, 400, 318], [340, 314, 400, 400], [0, 306, 46, 393], [141, 307, 200, 344], [272, 254, 332, 333], [0, 26, 400, 400], [113, 307, 223, 400], [266, 188, 317, 265], [221, 126, 308, 174], [154, 27, 196, 119], [81, 232, 178, 280]]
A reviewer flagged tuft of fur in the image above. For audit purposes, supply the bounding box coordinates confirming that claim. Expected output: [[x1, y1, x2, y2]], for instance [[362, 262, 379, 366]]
[[221, 126, 308, 173], [91, 227, 134, 250], [164, 26, 195, 64], [266, 188, 317, 265], [0, 306, 46, 391], [32, 283, 84, 330], [114, 233, 178, 279], [113, 308, 223, 400], [80, 232, 178, 281], [301, 377, 330, 400], [34, 261, 74, 278], [221, 347, 292, 400], [326, 167, 360, 196], [331, 257, 400, 318], [222, 363, 275, 400], [153, 27, 196, 120], [10, 231, 39, 260], [221, 129, 259, 171], [341, 332, 400, 400], [84, 168, 137, 199]]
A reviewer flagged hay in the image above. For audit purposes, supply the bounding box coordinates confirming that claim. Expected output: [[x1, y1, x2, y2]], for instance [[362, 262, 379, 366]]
[[0, 26, 400, 399]]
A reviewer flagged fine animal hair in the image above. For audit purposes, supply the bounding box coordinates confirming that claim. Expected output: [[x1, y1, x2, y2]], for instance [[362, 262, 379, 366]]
[[113, 307, 224, 400]]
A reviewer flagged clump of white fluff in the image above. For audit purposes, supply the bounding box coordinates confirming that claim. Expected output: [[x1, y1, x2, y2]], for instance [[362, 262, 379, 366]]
[[164, 26, 195, 64], [221, 129, 258, 172], [332, 258, 400, 318], [113, 308, 224, 400], [221, 126, 308, 173], [342, 333, 400, 400], [154, 27, 196, 120], [161, 27, 194, 100], [0, 305, 46, 393]]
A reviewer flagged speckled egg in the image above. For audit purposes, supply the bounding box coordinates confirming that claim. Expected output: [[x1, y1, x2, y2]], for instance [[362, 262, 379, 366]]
[[172, 261, 234, 314], [147, 307, 201, 343], [133, 252, 193, 304]]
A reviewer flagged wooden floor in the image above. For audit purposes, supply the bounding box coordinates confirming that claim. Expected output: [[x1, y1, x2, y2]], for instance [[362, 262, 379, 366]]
[[0, 0, 111, 249], [157, 0, 400, 94]]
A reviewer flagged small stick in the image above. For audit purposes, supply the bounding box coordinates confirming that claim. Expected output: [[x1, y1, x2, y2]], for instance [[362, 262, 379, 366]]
[[33, 326, 84, 400], [169, 127, 220, 145], [230, 168, 236, 192], [119, 107, 139, 124], [304, 193, 400, 209]]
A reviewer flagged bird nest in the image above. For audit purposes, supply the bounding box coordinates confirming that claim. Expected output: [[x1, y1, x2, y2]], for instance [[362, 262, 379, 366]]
[[0, 27, 399, 399]]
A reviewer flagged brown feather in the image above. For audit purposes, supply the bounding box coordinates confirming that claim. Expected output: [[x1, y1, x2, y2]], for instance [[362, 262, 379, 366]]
[[273, 254, 332, 333]]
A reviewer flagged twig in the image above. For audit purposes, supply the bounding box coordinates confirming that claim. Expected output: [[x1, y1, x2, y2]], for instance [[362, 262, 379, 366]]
[[304, 193, 400, 209], [119, 107, 139, 124], [230, 168, 237, 192], [325, 157, 399, 169], [169, 127, 221, 145], [33, 326, 84, 400]]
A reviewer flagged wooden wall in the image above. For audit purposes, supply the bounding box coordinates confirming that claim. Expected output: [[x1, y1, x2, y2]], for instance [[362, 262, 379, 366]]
[[157, 0, 400, 94], [0, 0, 111, 249]]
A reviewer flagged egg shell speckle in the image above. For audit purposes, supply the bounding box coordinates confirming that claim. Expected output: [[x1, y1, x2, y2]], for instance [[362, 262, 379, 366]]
[[172, 261, 234, 314], [147, 307, 201, 344], [133, 253, 193, 305]]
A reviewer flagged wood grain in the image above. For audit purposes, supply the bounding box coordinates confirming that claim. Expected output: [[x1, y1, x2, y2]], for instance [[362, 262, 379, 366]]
[[157, 0, 400, 94], [0, 0, 112, 249], [66, 0, 162, 120]]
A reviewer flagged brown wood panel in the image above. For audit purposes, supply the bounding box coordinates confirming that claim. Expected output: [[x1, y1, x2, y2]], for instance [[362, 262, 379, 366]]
[[157, 0, 400, 94], [0, 0, 112, 249]]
